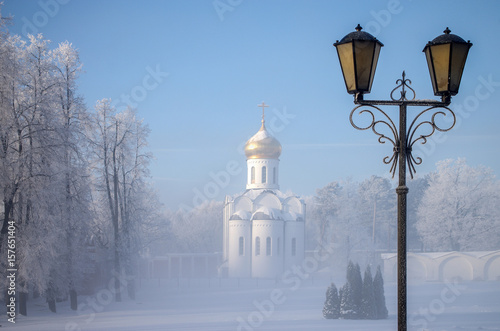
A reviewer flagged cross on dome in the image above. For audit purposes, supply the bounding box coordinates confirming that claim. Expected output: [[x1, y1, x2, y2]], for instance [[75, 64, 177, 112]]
[[257, 102, 269, 124]]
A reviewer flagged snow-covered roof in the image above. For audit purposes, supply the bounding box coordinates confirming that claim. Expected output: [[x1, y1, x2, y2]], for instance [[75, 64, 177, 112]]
[[226, 189, 305, 222], [228, 188, 296, 203], [251, 206, 283, 220], [229, 210, 251, 220]]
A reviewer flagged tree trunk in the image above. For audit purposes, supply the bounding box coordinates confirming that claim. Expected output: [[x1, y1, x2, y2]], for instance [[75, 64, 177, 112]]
[[113, 144, 123, 301], [70, 289, 77, 311], [127, 278, 135, 300], [47, 287, 56, 313], [19, 291, 28, 316], [48, 298, 56, 313]]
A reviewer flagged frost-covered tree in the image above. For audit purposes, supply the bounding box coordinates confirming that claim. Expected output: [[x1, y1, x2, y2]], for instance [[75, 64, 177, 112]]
[[374, 265, 388, 319], [51, 39, 92, 310], [88, 99, 158, 300], [360, 265, 376, 319], [0, 4, 164, 315], [416, 158, 500, 251], [323, 282, 340, 319], [0, 29, 94, 314], [22, 34, 62, 312], [0, 32, 61, 314], [89, 100, 130, 301], [0, 26, 24, 261], [313, 181, 342, 250], [164, 200, 223, 254], [407, 177, 428, 251], [310, 180, 370, 266], [358, 176, 395, 249]]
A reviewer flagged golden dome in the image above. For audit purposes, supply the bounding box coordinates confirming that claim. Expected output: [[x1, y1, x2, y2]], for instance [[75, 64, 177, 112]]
[[244, 122, 282, 159]]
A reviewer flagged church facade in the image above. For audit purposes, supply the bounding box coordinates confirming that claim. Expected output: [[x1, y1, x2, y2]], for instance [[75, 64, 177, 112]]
[[221, 104, 305, 278]]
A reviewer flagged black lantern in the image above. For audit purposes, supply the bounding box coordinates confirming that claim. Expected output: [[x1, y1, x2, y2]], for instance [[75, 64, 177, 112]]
[[334, 24, 384, 97], [423, 27, 473, 98]]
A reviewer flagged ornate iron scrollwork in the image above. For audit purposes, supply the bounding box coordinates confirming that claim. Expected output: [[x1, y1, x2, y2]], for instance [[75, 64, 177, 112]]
[[390, 71, 416, 102], [349, 72, 456, 178], [406, 106, 456, 177], [350, 104, 400, 176]]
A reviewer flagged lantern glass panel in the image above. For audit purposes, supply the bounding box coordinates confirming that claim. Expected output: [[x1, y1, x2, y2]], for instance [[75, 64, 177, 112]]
[[336, 42, 356, 93], [354, 40, 376, 92], [449, 42, 470, 94], [424, 46, 437, 94], [369, 42, 381, 92], [430, 43, 451, 94]]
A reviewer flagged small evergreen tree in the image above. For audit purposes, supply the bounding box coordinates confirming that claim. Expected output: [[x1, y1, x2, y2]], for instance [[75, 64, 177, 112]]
[[353, 263, 363, 311], [323, 283, 340, 319], [374, 265, 388, 319], [346, 260, 363, 317], [360, 265, 376, 319], [340, 281, 357, 319]]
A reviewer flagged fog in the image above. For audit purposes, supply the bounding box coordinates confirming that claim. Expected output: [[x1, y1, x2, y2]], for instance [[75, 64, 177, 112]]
[[8, 275, 500, 330]]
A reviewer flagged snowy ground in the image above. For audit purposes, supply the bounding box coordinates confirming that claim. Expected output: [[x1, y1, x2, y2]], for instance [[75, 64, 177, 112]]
[[2, 278, 500, 331]]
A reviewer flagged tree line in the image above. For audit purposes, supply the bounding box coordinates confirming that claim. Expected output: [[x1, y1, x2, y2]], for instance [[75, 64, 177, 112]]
[[306, 158, 500, 270], [0, 11, 163, 314]]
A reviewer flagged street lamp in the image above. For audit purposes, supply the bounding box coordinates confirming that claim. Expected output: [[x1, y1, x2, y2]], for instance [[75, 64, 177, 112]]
[[334, 26, 472, 331], [423, 27, 473, 100], [335, 24, 383, 97]]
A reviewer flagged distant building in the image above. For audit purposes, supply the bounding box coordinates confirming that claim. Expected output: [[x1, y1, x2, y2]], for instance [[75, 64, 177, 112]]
[[221, 104, 306, 278], [382, 250, 500, 282]]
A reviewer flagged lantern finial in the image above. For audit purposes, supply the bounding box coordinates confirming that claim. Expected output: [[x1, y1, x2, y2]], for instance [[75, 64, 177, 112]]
[[355, 24, 362, 32]]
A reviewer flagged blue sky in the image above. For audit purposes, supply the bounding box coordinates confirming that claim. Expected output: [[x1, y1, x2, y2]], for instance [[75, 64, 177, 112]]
[[3, 0, 500, 210]]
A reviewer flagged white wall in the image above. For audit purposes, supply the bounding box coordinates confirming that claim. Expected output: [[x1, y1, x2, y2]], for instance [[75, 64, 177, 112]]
[[251, 219, 284, 278], [228, 220, 252, 278], [246, 159, 279, 190]]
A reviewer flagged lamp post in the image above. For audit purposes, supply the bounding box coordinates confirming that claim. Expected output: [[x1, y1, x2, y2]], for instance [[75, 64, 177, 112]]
[[333, 25, 472, 331]]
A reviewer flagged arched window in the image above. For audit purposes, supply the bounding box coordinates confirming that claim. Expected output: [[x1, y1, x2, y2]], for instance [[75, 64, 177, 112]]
[[255, 237, 260, 256], [277, 238, 280, 255], [273, 167, 276, 184], [239, 237, 244, 256], [251, 166, 255, 184], [266, 237, 271, 256], [262, 166, 267, 183], [291, 238, 296, 256]]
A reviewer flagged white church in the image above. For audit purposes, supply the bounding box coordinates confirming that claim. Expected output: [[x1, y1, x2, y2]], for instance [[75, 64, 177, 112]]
[[221, 103, 306, 278]]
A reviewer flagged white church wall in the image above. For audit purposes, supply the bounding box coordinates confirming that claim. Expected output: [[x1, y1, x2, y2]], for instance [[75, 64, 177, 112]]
[[284, 220, 305, 270], [222, 202, 232, 262], [251, 219, 284, 278], [246, 159, 280, 190], [228, 220, 252, 278]]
